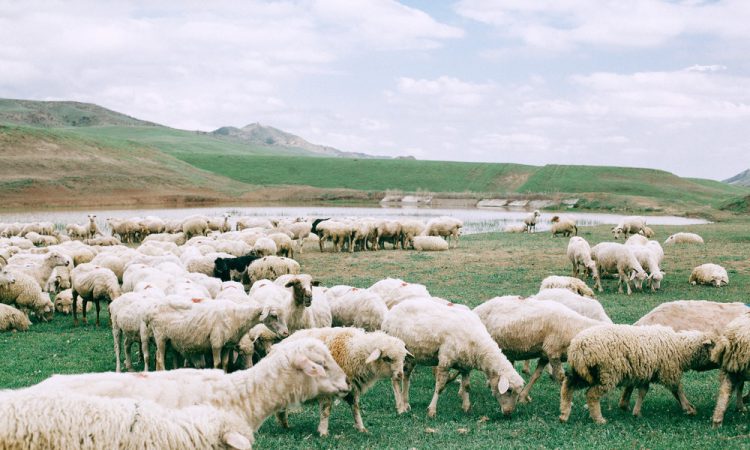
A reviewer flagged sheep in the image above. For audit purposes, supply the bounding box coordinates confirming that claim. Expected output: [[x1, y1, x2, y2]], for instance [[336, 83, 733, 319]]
[[279, 327, 409, 436], [326, 285, 388, 331], [86, 214, 102, 238], [624, 233, 649, 246], [107, 218, 141, 243], [0, 390, 254, 450], [590, 242, 648, 295], [109, 291, 171, 372], [53, 288, 92, 315], [399, 219, 425, 249], [84, 235, 121, 246], [268, 274, 331, 331], [252, 237, 278, 257], [503, 223, 527, 233], [90, 252, 128, 283], [29, 337, 350, 433], [689, 263, 728, 287], [0, 303, 31, 332], [244, 256, 300, 288], [214, 253, 262, 282], [539, 275, 595, 298], [236, 217, 275, 231], [143, 232, 185, 245], [318, 220, 353, 252], [368, 278, 431, 309], [710, 313, 750, 427], [532, 288, 613, 323], [550, 218, 577, 237], [639, 226, 655, 238], [559, 324, 715, 424], [627, 245, 665, 291], [474, 296, 603, 402], [635, 300, 749, 335], [523, 210, 541, 233], [611, 216, 646, 239], [208, 214, 231, 233], [182, 216, 209, 240], [71, 265, 121, 326], [412, 235, 449, 251], [566, 237, 600, 284], [350, 220, 377, 252], [424, 216, 463, 248], [664, 232, 704, 245], [44, 264, 71, 294], [381, 299, 525, 417], [268, 232, 294, 258], [6, 250, 70, 288], [0, 269, 54, 321], [147, 300, 287, 371]]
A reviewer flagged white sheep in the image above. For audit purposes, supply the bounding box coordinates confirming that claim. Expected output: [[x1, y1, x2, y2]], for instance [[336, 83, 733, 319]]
[[664, 232, 704, 245], [503, 223, 527, 233], [398, 219, 425, 249], [0, 269, 54, 321], [634, 300, 749, 334], [44, 264, 71, 294], [268, 232, 294, 258], [279, 327, 409, 436], [71, 265, 121, 326], [639, 226, 655, 238], [6, 250, 70, 289], [560, 324, 715, 424], [539, 275, 595, 298], [0, 303, 31, 332], [270, 274, 331, 331], [590, 242, 648, 295], [318, 220, 354, 252], [381, 299, 525, 417], [424, 216, 463, 248], [710, 312, 750, 427], [689, 263, 729, 287], [252, 237, 278, 257], [0, 390, 254, 449], [566, 237, 600, 286], [523, 210, 541, 233], [611, 216, 646, 239], [244, 256, 300, 287], [182, 216, 209, 240], [532, 288, 613, 323], [368, 278, 431, 309], [550, 218, 577, 237], [624, 234, 649, 246], [412, 235, 449, 251], [326, 285, 388, 331], [628, 245, 665, 291]]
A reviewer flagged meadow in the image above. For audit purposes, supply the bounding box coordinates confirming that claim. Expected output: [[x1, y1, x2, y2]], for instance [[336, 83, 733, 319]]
[[1, 220, 748, 449]]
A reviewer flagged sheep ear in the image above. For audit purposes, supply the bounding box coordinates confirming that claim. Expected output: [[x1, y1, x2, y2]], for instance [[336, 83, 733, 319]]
[[497, 376, 510, 394], [223, 432, 252, 450], [629, 271, 637, 280], [365, 349, 382, 364], [293, 355, 326, 378], [258, 305, 271, 321], [405, 350, 414, 358], [284, 281, 295, 288], [311, 280, 321, 286]]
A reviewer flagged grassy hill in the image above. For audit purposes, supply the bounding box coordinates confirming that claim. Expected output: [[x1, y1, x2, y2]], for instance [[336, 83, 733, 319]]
[[723, 169, 750, 187]]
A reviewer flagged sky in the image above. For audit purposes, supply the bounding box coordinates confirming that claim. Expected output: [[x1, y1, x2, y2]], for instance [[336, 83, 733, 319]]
[[1, 0, 749, 180]]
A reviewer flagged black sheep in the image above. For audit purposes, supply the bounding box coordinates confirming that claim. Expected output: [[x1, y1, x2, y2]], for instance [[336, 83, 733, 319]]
[[213, 252, 261, 282]]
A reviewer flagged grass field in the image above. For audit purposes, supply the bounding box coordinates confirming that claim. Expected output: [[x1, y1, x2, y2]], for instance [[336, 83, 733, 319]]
[[1, 220, 749, 448]]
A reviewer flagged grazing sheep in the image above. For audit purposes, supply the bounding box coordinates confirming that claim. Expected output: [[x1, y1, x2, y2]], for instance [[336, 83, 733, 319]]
[[89, 253, 127, 283], [639, 226, 655, 238], [65, 223, 88, 240], [474, 296, 603, 402], [182, 216, 209, 240], [412, 235, 449, 251], [71, 265, 121, 326], [532, 288, 612, 323], [635, 300, 749, 334], [0, 391, 255, 450], [539, 275, 595, 298], [524, 210, 541, 233], [0, 303, 31, 332], [664, 232, 704, 245], [53, 288, 92, 315], [382, 299, 525, 417], [566, 237, 600, 286], [611, 216, 646, 239], [590, 242, 647, 295], [244, 256, 300, 287], [0, 269, 54, 321], [628, 245, 665, 291], [368, 278, 431, 309], [560, 324, 715, 424], [253, 237, 278, 257], [689, 263, 729, 287], [268, 232, 294, 258], [30, 338, 350, 433], [424, 217, 463, 248], [350, 220, 377, 252], [710, 313, 750, 427], [279, 327, 409, 436], [550, 218, 577, 237], [326, 286, 388, 331]]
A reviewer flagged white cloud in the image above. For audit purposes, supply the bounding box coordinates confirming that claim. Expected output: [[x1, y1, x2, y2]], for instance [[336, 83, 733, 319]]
[[392, 76, 495, 111]]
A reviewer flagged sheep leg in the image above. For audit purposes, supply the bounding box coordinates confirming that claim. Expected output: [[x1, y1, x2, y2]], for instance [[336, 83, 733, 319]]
[[458, 370, 472, 412], [520, 359, 548, 404], [521, 360, 531, 375], [276, 410, 289, 428], [123, 337, 134, 372], [427, 366, 450, 418], [618, 386, 634, 411], [72, 290, 79, 326], [585, 385, 608, 424], [154, 334, 167, 371], [396, 359, 415, 414], [391, 378, 404, 413], [140, 327, 150, 372], [734, 380, 746, 412], [670, 383, 696, 415], [112, 326, 122, 372], [712, 374, 734, 427], [317, 397, 333, 437], [559, 376, 574, 423], [94, 299, 101, 327], [549, 358, 564, 383], [346, 390, 367, 433], [632, 385, 649, 417]]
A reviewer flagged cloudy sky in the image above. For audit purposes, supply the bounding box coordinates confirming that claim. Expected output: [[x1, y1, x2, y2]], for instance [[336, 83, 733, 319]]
[[1, 0, 749, 180]]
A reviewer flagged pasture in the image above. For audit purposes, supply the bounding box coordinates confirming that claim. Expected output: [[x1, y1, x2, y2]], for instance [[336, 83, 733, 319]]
[[1, 220, 749, 449]]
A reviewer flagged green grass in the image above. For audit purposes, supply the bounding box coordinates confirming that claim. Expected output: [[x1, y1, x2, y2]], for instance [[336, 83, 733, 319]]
[[2, 221, 749, 448]]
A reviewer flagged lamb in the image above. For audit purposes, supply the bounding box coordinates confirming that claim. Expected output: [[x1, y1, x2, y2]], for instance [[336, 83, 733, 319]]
[[559, 324, 715, 424], [381, 299, 525, 417], [244, 256, 300, 287], [268, 232, 294, 258], [182, 216, 209, 240], [71, 265, 121, 326], [539, 275, 595, 298], [523, 210, 541, 233], [689, 263, 728, 287], [252, 237, 278, 257], [53, 288, 92, 315], [474, 296, 603, 402], [326, 285, 388, 331], [279, 327, 409, 436], [709, 313, 750, 427], [590, 242, 648, 295], [0, 269, 54, 321], [566, 237, 600, 286], [550, 218, 577, 237], [368, 278, 431, 309], [532, 288, 613, 323], [214, 253, 262, 282], [0, 303, 31, 332], [29, 338, 350, 433], [412, 235, 449, 251], [611, 216, 646, 239], [664, 232, 704, 245], [0, 390, 254, 449], [629, 245, 665, 291], [424, 216, 463, 248], [635, 300, 749, 335]]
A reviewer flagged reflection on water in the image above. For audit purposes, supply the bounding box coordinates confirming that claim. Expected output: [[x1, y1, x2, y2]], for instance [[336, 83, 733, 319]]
[[0, 205, 709, 235]]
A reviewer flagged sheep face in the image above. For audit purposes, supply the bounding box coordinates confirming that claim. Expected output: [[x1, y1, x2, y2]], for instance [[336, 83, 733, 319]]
[[364, 338, 409, 381], [290, 346, 350, 398], [286, 279, 313, 307], [213, 259, 230, 281], [0, 269, 16, 288], [712, 276, 728, 287], [261, 306, 289, 338], [630, 270, 648, 290], [489, 373, 521, 416], [648, 271, 665, 291], [47, 252, 70, 267], [611, 227, 624, 239]]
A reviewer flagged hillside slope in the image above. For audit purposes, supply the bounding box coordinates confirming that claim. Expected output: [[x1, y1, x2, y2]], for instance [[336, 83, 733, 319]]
[[0, 98, 155, 127], [724, 169, 750, 187]]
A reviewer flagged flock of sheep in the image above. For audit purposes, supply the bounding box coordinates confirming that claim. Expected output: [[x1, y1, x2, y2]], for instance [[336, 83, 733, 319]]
[[0, 212, 747, 448]]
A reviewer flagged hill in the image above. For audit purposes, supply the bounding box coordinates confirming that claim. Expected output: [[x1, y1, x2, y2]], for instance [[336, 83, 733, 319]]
[[0, 98, 155, 128], [723, 169, 750, 186]]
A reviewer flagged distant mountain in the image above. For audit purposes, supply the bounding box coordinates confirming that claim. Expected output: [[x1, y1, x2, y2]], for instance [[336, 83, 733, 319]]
[[724, 169, 750, 187], [212, 123, 382, 159], [0, 98, 156, 127]]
